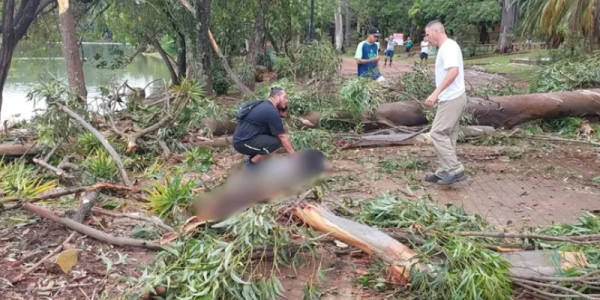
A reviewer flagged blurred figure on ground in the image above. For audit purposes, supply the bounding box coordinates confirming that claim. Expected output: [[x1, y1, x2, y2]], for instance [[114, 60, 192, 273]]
[[355, 27, 385, 82], [232, 87, 296, 169], [420, 36, 430, 65], [423, 20, 467, 185], [384, 35, 397, 67]]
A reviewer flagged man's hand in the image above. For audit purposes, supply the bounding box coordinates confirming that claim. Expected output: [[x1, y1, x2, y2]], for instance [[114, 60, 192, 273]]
[[424, 93, 439, 108]]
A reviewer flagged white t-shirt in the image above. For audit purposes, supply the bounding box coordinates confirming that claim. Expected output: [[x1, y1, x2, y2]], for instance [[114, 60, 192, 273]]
[[420, 41, 429, 54], [435, 39, 465, 101]]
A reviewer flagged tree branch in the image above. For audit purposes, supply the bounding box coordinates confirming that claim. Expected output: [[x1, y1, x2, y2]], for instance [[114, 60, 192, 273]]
[[455, 231, 600, 244], [92, 207, 174, 232], [23, 203, 161, 249], [32, 157, 75, 180], [55, 102, 131, 186]]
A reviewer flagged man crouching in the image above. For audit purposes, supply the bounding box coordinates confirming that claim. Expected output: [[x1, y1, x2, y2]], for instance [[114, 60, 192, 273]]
[[233, 87, 296, 168]]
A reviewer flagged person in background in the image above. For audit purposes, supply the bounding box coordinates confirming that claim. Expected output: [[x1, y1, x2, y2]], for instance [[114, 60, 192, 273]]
[[405, 37, 413, 55], [423, 20, 468, 185], [420, 35, 430, 64], [355, 27, 385, 82], [384, 36, 397, 67], [233, 87, 296, 169]]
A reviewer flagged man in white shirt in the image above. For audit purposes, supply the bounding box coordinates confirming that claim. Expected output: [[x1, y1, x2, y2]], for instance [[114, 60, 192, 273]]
[[423, 20, 467, 185], [420, 36, 430, 64]]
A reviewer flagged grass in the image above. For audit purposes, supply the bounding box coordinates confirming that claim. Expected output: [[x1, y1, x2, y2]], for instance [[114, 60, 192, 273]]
[[465, 50, 550, 81]]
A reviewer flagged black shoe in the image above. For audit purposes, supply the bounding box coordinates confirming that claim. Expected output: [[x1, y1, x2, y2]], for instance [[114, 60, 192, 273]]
[[438, 172, 467, 185], [424, 173, 442, 183]]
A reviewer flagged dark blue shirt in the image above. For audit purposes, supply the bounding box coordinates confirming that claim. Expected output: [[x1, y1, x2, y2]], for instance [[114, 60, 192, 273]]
[[355, 41, 381, 79], [233, 101, 285, 143]]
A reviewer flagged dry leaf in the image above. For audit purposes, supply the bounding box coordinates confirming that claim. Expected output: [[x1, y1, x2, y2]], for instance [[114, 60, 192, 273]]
[[55, 249, 78, 274], [354, 269, 369, 276], [181, 216, 208, 235], [334, 240, 349, 248], [561, 252, 589, 270], [159, 232, 179, 245]]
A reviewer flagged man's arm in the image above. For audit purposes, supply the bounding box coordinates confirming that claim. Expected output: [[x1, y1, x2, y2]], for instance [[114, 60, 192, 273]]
[[277, 134, 295, 154], [424, 67, 459, 107]]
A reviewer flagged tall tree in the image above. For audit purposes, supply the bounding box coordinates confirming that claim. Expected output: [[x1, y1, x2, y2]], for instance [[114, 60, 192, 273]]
[[342, 0, 351, 50], [498, 0, 518, 53], [247, 0, 269, 90], [520, 0, 599, 48], [193, 0, 213, 94], [334, 0, 343, 51], [0, 0, 55, 120], [57, 0, 87, 100]]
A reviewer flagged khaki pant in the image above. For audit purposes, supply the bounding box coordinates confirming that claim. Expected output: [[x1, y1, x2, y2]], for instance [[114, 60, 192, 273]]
[[431, 93, 467, 177]]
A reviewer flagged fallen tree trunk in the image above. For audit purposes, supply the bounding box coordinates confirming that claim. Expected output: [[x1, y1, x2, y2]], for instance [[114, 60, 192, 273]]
[[294, 203, 420, 284], [203, 89, 600, 135], [0, 142, 39, 156]]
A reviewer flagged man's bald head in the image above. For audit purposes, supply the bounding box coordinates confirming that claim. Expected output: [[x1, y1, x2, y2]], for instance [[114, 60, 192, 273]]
[[425, 20, 447, 47]]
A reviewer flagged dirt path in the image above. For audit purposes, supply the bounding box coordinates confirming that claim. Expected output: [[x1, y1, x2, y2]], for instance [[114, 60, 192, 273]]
[[340, 56, 513, 89]]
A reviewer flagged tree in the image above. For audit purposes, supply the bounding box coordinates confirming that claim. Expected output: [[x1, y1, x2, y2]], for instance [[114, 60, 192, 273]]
[[519, 0, 599, 48], [334, 0, 343, 51], [498, 0, 518, 53], [0, 0, 56, 121], [193, 0, 213, 94], [246, 0, 270, 90], [57, 0, 87, 99]]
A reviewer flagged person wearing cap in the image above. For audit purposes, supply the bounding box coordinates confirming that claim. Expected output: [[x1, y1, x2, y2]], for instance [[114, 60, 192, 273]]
[[233, 87, 296, 169], [423, 20, 468, 185], [355, 27, 384, 81]]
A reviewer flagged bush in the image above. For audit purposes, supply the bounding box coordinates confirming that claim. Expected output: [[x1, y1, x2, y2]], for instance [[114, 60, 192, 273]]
[[340, 78, 385, 118], [395, 63, 436, 101], [147, 176, 196, 220], [85, 150, 119, 182], [234, 60, 255, 88], [288, 41, 340, 81], [274, 56, 294, 78], [211, 61, 230, 95]]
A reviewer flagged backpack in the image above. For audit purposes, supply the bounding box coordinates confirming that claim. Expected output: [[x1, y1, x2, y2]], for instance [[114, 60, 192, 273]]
[[236, 100, 266, 122]]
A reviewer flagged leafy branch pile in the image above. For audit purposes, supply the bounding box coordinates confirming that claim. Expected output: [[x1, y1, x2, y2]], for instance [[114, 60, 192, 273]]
[[530, 51, 600, 93]]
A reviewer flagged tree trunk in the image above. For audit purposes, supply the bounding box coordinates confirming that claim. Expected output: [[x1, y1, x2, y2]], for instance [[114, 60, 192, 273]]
[[177, 32, 187, 79], [193, 0, 213, 94], [150, 37, 179, 85], [57, 0, 87, 100], [334, 0, 343, 52], [0, 0, 17, 121], [498, 0, 518, 53], [342, 0, 350, 50], [246, 0, 269, 91]]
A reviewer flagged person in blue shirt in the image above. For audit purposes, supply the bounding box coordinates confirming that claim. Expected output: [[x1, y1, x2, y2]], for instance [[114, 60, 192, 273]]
[[355, 27, 384, 81]]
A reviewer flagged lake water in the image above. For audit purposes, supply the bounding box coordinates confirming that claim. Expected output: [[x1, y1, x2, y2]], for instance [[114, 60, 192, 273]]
[[1, 43, 170, 124]]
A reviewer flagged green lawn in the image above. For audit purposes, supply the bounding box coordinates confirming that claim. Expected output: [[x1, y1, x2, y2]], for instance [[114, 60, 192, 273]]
[[465, 50, 550, 81]]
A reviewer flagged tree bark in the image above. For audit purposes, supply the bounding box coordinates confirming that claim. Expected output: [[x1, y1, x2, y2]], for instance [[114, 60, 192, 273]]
[[342, 0, 350, 50], [57, 0, 87, 100], [193, 0, 213, 94], [0, 0, 17, 122], [150, 37, 180, 85], [246, 0, 269, 90], [334, 0, 343, 52], [498, 0, 518, 53]]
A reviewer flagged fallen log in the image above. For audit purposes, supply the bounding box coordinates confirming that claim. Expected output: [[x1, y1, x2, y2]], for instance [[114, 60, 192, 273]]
[[0, 142, 39, 156], [203, 89, 600, 135], [294, 203, 420, 284]]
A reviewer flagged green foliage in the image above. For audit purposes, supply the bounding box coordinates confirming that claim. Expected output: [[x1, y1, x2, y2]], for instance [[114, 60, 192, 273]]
[[136, 205, 312, 299], [184, 148, 214, 173], [28, 78, 86, 146], [85, 150, 119, 182], [146, 176, 195, 219], [340, 78, 385, 119], [409, 0, 500, 41], [130, 226, 160, 241], [357, 193, 491, 232], [378, 158, 429, 174], [77, 133, 104, 155], [410, 236, 513, 300], [290, 129, 337, 155], [0, 160, 57, 201], [530, 51, 600, 93], [211, 60, 231, 95], [275, 56, 294, 78], [350, 0, 413, 39], [234, 60, 256, 88], [395, 63, 435, 101], [288, 41, 341, 81], [357, 194, 511, 299]]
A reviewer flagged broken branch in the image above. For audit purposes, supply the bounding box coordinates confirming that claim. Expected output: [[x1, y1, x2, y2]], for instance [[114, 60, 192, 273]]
[[55, 103, 131, 186], [32, 158, 74, 180], [455, 231, 600, 244], [23, 203, 161, 250], [92, 207, 174, 232]]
